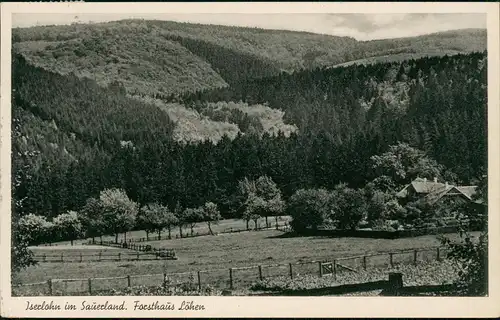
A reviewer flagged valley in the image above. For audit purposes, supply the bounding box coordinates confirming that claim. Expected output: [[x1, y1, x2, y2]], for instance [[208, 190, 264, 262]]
[[11, 19, 488, 297]]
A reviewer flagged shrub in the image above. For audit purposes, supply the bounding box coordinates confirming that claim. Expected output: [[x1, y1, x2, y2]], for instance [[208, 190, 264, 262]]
[[371, 220, 396, 232], [287, 188, 333, 233], [331, 185, 367, 230], [440, 232, 488, 296]]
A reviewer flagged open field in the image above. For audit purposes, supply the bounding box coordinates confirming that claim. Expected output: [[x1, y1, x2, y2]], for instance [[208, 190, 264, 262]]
[[14, 229, 479, 291]]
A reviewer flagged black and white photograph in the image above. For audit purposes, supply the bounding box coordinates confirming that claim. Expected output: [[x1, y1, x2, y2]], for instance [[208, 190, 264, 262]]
[[1, 2, 499, 318]]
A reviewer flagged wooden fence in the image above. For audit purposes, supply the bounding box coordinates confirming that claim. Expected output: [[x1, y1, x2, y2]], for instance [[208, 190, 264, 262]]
[[300, 218, 485, 239], [98, 240, 176, 259], [33, 241, 177, 263], [254, 272, 457, 296], [33, 251, 175, 263], [14, 245, 449, 296]]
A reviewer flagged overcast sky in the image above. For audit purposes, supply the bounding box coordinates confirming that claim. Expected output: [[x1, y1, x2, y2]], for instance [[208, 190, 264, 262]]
[[13, 13, 486, 41]]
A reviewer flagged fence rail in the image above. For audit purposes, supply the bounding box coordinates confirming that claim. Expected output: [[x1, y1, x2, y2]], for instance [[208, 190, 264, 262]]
[[15, 245, 449, 295], [33, 240, 177, 263], [33, 251, 175, 263], [98, 240, 177, 259]]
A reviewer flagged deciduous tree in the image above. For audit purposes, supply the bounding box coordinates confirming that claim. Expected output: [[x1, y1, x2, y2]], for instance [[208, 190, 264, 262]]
[[17, 213, 54, 245], [371, 142, 445, 187], [288, 188, 333, 233], [203, 202, 221, 235], [183, 207, 204, 236], [440, 175, 487, 295], [80, 197, 106, 243], [331, 184, 367, 230], [137, 203, 175, 240], [52, 211, 83, 245], [99, 188, 138, 243]]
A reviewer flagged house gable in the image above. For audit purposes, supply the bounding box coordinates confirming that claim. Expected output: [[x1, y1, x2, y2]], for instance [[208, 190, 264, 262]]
[[395, 178, 478, 205]]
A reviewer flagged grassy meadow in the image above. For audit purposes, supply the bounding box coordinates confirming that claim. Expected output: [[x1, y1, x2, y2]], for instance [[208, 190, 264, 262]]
[[14, 228, 479, 295]]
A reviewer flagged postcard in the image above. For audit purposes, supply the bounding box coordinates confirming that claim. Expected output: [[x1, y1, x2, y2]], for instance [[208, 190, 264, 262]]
[[1, 1, 499, 318]]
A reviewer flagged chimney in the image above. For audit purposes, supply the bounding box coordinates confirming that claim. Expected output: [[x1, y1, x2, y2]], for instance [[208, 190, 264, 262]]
[[434, 177, 438, 183], [445, 181, 448, 188], [423, 178, 427, 183]]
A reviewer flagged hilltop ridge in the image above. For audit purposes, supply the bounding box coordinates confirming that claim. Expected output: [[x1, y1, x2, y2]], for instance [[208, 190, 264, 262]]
[[13, 20, 486, 96]]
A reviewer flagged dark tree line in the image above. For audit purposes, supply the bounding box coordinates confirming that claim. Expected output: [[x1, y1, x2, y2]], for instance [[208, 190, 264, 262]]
[[181, 52, 487, 184]]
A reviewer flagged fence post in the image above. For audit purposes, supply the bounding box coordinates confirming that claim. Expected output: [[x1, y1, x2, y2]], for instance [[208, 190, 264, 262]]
[[387, 272, 403, 296], [413, 250, 418, 265], [258, 265, 263, 281], [88, 278, 92, 295], [118, 253, 121, 261], [43, 254, 47, 263], [333, 260, 337, 280], [163, 273, 167, 289], [197, 271, 202, 291], [47, 279, 52, 295], [229, 268, 234, 289], [389, 253, 394, 268], [127, 275, 131, 287], [136, 252, 139, 260], [363, 256, 367, 270], [437, 247, 441, 261], [318, 261, 323, 277], [289, 263, 293, 279], [80, 252, 83, 263], [61, 253, 64, 262]]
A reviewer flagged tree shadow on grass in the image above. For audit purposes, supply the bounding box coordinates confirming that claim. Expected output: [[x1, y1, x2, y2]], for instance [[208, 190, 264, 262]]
[[266, 232, 313, 239], [266, 231, 397, 240]]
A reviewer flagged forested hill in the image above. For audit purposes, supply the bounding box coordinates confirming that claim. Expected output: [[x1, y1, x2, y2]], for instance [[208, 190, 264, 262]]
[[182, 51, 487, 180], [13, 19, 486, 96], [13, 51, 487, 219]]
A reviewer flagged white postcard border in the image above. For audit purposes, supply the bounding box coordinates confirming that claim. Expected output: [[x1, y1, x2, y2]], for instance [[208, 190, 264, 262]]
[[1, 2, 499, 318]]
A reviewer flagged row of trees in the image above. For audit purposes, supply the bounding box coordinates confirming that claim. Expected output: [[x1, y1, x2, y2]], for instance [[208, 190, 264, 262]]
[[16, 139, 471, 245], [19, 188, 225, 246], [287, 183, 434, 233], [137, 201, 222, 240], [19, 173, 289, 245], [22, 141, 472, 244]]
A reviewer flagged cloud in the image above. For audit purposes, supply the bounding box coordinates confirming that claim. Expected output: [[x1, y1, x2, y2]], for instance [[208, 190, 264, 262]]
[[13, 13, 486, 41], [319, 13, 485, 40]]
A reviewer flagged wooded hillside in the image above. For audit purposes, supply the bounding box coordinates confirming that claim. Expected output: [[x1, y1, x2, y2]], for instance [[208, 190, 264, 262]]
[[13, 50, 487, 219], [13, 20, 486, 96]]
